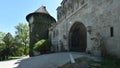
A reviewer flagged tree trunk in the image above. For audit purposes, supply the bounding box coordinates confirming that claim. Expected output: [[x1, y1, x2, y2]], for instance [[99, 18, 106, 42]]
[[24, 43, 27, 55]]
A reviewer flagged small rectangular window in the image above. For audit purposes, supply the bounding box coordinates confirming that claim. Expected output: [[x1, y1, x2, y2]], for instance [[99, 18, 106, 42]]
[[110, 27, 114, 37]]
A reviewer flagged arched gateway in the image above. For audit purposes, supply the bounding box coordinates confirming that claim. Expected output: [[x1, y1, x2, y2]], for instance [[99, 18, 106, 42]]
[[69, 22, 87, 52]]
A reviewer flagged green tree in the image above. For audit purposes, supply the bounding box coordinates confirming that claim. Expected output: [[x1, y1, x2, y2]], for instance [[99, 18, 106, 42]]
[[15, 23, 29, 55], [0, 32, 6, 60], [14, 38, 24, 56], [0, 32, 6, 43], [33, 39, 51, 54], [0, 33, 15, 60]]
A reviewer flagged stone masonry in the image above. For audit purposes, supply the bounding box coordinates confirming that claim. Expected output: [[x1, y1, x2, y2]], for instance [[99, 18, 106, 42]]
[[51, 0, 120, 57]]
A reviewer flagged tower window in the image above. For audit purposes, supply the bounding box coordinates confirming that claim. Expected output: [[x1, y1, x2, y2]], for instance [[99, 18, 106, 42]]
[[110, 27, 114, 37]]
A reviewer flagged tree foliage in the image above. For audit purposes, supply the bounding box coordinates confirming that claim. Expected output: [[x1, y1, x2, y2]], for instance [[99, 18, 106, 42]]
[[0, 33, 16, 60], [33, 39, 46, 51], [0, 23, 29, 61], [15, 23, 29, 55], [0, 32, 6, 57], [33, 39, 51, 54], [0, 32, 6, 43]]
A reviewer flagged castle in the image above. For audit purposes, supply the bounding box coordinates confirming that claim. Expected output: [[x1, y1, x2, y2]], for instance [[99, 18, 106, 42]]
[[27, 0, 120, 57]]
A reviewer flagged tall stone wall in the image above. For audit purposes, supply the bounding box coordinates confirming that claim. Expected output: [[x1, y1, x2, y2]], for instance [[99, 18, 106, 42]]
[[56, 0, 120, 57]]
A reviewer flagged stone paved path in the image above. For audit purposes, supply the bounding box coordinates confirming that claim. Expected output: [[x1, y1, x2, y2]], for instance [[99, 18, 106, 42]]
[[0, 52, 101, 68]]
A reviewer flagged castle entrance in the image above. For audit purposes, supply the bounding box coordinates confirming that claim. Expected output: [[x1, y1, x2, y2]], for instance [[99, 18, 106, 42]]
[[69, 22, 87, 52]]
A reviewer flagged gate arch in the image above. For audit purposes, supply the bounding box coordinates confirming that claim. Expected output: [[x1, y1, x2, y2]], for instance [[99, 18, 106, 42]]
[[69, 22, 87, 52]]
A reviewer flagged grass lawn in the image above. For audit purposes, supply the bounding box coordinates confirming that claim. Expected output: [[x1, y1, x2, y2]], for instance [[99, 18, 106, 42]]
[[8, 55, 27, 60], [59, 57, 120, 68], [100, 58, 120, 68]]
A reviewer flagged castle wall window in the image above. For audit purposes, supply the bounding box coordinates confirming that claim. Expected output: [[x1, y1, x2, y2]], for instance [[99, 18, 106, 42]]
[[110, 27, 114, 37], [29, 16, 34, 24]]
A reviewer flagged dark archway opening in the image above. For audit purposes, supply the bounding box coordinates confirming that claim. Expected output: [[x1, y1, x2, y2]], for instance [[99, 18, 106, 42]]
[[69, 22, 87, 52]]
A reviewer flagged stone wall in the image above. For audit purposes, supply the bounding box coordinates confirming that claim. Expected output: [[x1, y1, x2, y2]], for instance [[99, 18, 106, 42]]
[[55, 0, 120, 57]]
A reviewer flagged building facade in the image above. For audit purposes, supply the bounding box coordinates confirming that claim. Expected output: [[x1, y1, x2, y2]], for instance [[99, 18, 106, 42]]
[[51, 0, 120, 57]]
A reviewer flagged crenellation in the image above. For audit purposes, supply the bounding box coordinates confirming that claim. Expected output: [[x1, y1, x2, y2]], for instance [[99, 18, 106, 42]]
[[57, 0, 88, 22]]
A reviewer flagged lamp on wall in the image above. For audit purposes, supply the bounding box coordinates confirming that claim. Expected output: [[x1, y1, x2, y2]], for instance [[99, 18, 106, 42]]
[[87, 26, 92, 34]]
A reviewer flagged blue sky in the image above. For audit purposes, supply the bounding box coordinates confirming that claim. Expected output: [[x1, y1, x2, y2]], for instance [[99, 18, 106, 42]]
[[0, 0, 62, 36]]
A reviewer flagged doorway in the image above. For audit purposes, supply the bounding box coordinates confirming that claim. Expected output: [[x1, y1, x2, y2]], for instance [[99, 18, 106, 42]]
[[69, 22, 87, 52]]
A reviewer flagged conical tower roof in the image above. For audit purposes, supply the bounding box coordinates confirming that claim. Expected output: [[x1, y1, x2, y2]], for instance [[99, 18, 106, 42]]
[[26, 6, 56, 22], [35, 6, 49, 14]]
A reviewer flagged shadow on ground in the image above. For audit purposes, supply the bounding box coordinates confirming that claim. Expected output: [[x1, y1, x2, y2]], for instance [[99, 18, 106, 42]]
[[15, 52, 101, 68]]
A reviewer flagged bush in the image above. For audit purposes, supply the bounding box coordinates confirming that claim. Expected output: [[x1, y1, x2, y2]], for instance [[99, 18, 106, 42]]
[[33, 39, 51, 54]]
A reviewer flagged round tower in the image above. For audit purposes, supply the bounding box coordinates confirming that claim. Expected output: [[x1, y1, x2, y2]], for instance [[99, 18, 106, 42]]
[[26, 6, 56, 56]]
